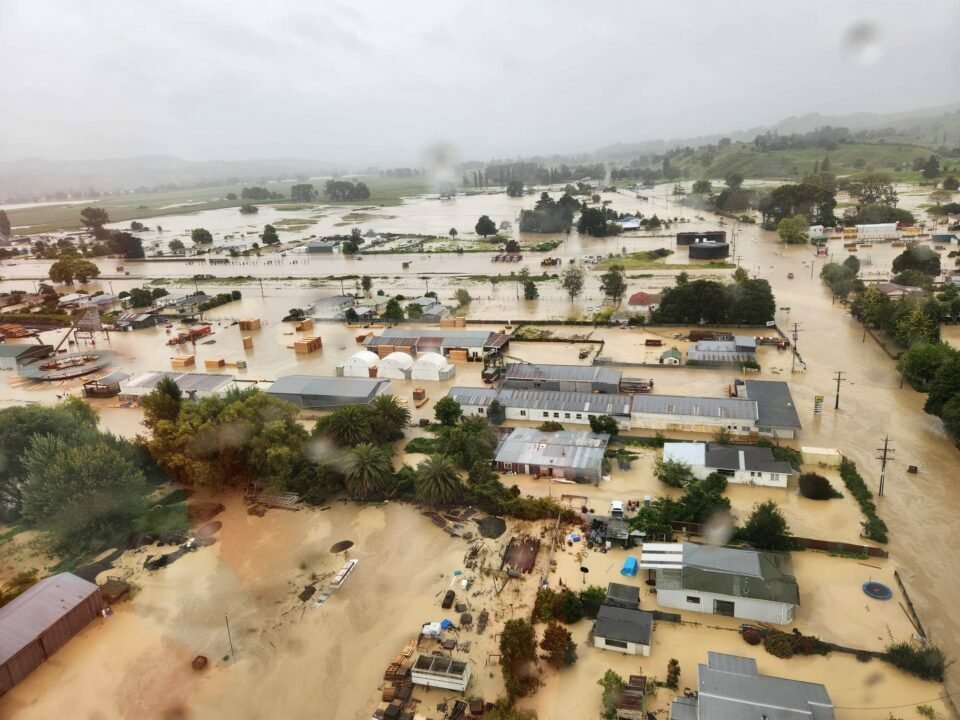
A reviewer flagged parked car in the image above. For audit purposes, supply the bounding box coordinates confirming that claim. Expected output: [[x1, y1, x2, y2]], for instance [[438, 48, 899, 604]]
[[442, 590, 456, 609]]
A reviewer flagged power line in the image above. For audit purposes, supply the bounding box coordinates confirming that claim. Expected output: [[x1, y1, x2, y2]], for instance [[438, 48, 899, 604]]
[[877, 436, 894, 496], [833, 686, 960, 710], [833, 370, 846, 410]]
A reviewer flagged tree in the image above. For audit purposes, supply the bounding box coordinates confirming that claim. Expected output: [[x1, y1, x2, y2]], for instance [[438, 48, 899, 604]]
[[892, 246, 941, 276], [169, 239, 185, 253], [383, 298, 405, 322], [454, 288, 472, 306], [0, 209, 10, 238], [842, 255, 861, 275], [943, 176, 959, 191], [325, 405, 373, 447], [922, 155, 941, 179], [924, 355, 960, 416], [239, 203, 259, 214], [290, 183, 318, 202], [369, 394, 411, 441], [798, 472, 842, 500], [588, 415, 619, 436], [599, 265, 627, 303], [666, 659, 681, 689], [49, 258, 99, 284], [505, 239, 521, 253], [777, 214, 809, 244], [345, 443, 393, 501], [141, 376, 183, 430], [940, 394, 960, 444], [406, 304, 422, 320], [448, 228, 458, 240], [577, 207, 619, 237], [729, 278, 776, 324], [262, 225, 280, 245], [500, 619, 538, 699], [414, 454, 462, 507], [361, 275, 372, 293], [476, 215, 497, 237], [849, 174, 898, 208], [434, 396, 462, 426], [598, 669, 626, 720], [108, 231, 145, 259], [342, 239, 359, 255], [655, 458, 694, 487], [691, 179, 712, 195], [929, 189, 952, 209], [226, 192, 238, 200], [738, 501, 793, 551], [561, 265, 585, 301], [540, 622, 577, 668], [80, 207, 110, 238], [506, 180, 524, 197], [523, 279, 538, 300], [191, 228, 214, 244]]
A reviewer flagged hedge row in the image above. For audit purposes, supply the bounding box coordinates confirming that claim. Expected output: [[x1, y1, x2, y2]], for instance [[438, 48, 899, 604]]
[[839, 457, 889, 543]]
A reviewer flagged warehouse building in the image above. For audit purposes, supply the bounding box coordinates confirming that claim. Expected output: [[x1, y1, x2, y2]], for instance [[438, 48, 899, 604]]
[[0, 344, 52, 371], [494, 427, 610, 483], [670, 652, 834, 720], [737, 380, 802, 439], [119, 371, 236, 400], [655, 542, 799, 625], [686, 336, 757, 365], [266, 375, 391, 410], [501, 363, 622, 394], [378, 351, 414, 379], [337, 350, 380, 378], [449, 387, 634, 427], [0, 573, 103, 695], [363, 328, 509, 360], [663, 442, 795, 488], [410, 352, 455, 381]]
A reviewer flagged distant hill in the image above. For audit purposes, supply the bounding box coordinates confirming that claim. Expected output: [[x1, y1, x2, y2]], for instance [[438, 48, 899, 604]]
[[0, 156, 343, 200]]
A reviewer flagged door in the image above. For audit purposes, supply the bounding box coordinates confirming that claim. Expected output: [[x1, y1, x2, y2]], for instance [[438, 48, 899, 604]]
[[714, 599, 735, 617]]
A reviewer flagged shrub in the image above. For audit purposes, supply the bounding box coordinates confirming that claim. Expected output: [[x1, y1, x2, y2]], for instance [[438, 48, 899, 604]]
[[798, 472, 843, 500], [538, 421, 565, 432], [741, 627, 763, 646], [839, 458, 889, 543], [885, 641, 946, 682], [404, 437, 440, 454], [764, 632, 795, 659]]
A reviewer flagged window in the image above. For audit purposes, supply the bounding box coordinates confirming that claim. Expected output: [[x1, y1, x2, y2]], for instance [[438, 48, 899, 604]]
[[520, 410, 526, 416], [478, 408, 484, 414], [564, 413, 570, 419], [543, 412, 549, 418], [604, 638, 628, 649], [576, 413, 582, 419], [553, 412, 559, 418], [686, 596, 701, 604]]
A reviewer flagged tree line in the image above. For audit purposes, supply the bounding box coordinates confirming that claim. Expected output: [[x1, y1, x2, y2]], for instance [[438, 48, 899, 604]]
[[652, 271, 776, 325]]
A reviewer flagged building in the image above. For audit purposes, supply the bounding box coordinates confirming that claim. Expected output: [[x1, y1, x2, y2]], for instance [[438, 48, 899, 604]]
[[626, 291, 662, 314], [605, 582, 640, 609], [0, 344, 52, 371], [494, 428, 610, 483], [115, 312, 162, 330], [501, 363, 622, 394], [663, 442, 795, 488], [410, 654, 471, 692], [82, 370, 130, 398], [629, 394, 760, 434], [660, 347, 682, 365], [304, 239, 337, 253], [688, 241, 730, 260], [738, 380, 803, 439], [616, 675, 648, 720], [266, 375, 391, 410], [592, 605, 654, 656], [670, 652, 834, 720], [364, 328, 509, 359], [449, 387, 634, 427], [856, 222, 898, 239], [119, 371, 236, 400], [411, 352, 456, 381], [408, 296, 438, 308], [0, 573, 104, 695], [655, 543, 799, 625], [801, 446, 842, 467], [686, 337, 757, 365], [311, 295, 355, 318], [677, 230, 726, 246], [378, 351, 414, 379], [337, 350, 380, 378], [419, 302, 450, 323], [874, 282, 925, 300]]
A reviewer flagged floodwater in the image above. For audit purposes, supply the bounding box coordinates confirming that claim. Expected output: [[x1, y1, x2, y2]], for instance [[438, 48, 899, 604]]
[[2, 185, 960, 715]]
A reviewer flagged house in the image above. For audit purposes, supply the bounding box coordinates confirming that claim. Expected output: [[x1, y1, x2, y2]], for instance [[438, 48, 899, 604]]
[[617, 215, 642, 230], [592, 605, 654, 656], [410, 654, 471, 693], [501, 363, 622, 394], [364, 328, 509, 359], [856, 222, 898, 238], [493, 428, 610, 483], [115, 312, 161, 330], [874, 282, 925, 300], [660, 347, 682, 365], [665, 442, 795, 487], [670, 652, 834, 720], [626, 292, 662, 314], [304, 239, 337, 253], [419, 302, 450, 323], [655, 542, 799, 625], [82, 293, 118, 309], [337, 350, 380, 378], [408, 296, 438, 308], [0, 343, 52, 371], [266, 375, 391, 410], [311, 295, 355, 318], [616, 675, 648, 720], [56, 292, 89, 308], [411, 352, 456, 381], [119, 371, 236, 400], [0, 573, 104, 694], [605, 582, 640, 609], [801, 446, 842, 467]]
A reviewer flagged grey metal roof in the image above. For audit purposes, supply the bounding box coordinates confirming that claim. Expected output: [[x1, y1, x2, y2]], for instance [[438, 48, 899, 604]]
[[84, 370, 130, 386], [679, 543, 800, 606], [742, 381, 802, 430], [632, 394, 758, 421], [704, 444, 795, 475], [0, 344, 43, 358], [447, 386, 499, 406], [696, 652, 834, 720], [267, 375, 390, 402], [605, 582, 640, 607], [495, 428, 609, 473], [686, 349, 757, 363], [504, 363, 622, 386], [122, 371, 235, 394], [593, 605, 653, 645], [365, 328, 495, 347], [669, 696, 699, 720], [448, 387, 634, 417]]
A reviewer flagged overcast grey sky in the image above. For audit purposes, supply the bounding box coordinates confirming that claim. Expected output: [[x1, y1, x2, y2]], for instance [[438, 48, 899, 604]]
[[1, 0, 958, 165]]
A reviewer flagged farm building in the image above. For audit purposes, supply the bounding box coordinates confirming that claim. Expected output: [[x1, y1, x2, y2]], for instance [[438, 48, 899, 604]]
[[266, 375, 391, 410], [411, 352, 455, 381], [688, 241, 730, 260], [0, 343, 52, 371], [119, 371, 236, 400], [364, 328, 509, 359], [663, 442, 795, 488], [410, 654, 471, 692], [626, 291, 662, 314], [660, 347, 682, 365], [686, 336, 757, 365], [501, 363, 622, 394], [0, 573, 103, 695], [449, 387, 634, 427], [856, 222, 898, 239], [669, 652, 833, 720], [676, 230, 726, 246], [494, 428, 610, 483], [337, 350, 380, 378], [592, 605, 654, 656], [378, 351, 414, 379], [304, 240, 337, 253], [655, 543, 799, 625]]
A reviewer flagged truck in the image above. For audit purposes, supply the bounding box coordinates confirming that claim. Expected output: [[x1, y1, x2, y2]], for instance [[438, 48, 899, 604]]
[[610, 501, 625, 519]]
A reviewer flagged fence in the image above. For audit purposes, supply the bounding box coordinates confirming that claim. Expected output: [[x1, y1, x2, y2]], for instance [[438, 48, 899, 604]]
[[668, 521, 889, 559]]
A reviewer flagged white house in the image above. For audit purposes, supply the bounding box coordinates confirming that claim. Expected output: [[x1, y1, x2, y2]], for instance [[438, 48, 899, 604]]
[[411, 352, 456, 381], [378, 351, 414, 379], [338, 350, 380, 378], [592, 605, 653, 656], [655, 543, 799, 625], [662, 442, 795, 488]]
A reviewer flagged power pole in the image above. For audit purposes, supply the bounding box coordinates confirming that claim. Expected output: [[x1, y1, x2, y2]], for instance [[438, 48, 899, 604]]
[[225, 613, 235, 658], [833, 370, 846, 410], [790, 323, 801, 373], [876, 437, 894, 496]]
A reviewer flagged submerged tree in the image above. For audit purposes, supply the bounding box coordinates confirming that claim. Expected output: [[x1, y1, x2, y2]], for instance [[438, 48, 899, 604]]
[[344, 443, 392, 501], [414, 454, 462, 507]]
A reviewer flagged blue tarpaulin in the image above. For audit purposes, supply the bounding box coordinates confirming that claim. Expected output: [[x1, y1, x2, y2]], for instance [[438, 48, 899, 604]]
[[441, 619, 454, 629], [620, 556, 638, 577]]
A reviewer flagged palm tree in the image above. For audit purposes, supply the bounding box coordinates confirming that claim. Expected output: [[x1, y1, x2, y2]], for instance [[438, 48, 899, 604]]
[[415, 454, 463, 507], [325, 405, 372, 447], [345, 443, 393, 500], [370, 394, 411, 440]]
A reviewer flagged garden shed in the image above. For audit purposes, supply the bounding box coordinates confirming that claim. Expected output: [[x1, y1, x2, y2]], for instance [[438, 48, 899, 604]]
[[378, 351, 414, 379]]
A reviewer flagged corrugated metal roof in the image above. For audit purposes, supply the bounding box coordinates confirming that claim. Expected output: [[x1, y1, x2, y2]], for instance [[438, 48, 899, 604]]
[[606, 582, 640, 606], [448, 387, 634, 416], [707, 652, 758, 676], [704, 444, 795, 475], [632, 395, 758, 421], [0, 345, 43, 358], [663, 442, 706, 467], [494, 428, 609, 473], [594, 605, 653, 645], [742, 381, 802, 430], [121, 371, 235, 394], [267, 375, 390, 400], [669, 695, 700, 720], [504, 363, 622, 386], [0, 573, 99, 665], [680, 543, 800, 606], [365, 328, 494, 347]]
